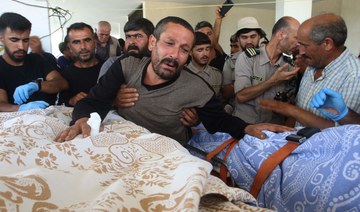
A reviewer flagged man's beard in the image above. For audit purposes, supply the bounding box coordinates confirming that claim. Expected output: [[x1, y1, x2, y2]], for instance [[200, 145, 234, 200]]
[[126, 45, 150, 57], [241, 44, 259, 51], [5, 46, 26, 63], [75, 50, 93, 62], [153, 57, 181, 81]]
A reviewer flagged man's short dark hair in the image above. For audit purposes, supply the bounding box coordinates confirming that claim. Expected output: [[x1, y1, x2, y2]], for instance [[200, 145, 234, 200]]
[[0, 12, 31, 34], [194, 21, 213, 31], [310, 14, 347, 47], [230, 34, 238, 43], [153, 16, 194, 41], [124, 18, 154, 37], [66, 22, 94, 37], [194, 32, 211, 46], [59, 42, 66, 53]]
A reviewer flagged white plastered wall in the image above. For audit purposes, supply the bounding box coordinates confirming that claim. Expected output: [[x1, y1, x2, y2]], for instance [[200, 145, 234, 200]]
[[144, 0, 359, 56]]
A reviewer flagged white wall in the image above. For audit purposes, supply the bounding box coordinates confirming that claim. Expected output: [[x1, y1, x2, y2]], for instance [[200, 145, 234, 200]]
[[340, 0, 360, 56], [144, 1, 275, 55], [0, 0, 51, 53], [48, 3, 129, 57], [144, 0, 360, 56]]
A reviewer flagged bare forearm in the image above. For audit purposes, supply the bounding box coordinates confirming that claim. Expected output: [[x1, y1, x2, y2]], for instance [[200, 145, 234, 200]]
[[41, 77, 69, 93], [338, 109, 360, 125], [288, 105, 334, 129], [258, 99, 335, 129], [213, 16, 222, 44], [0, 102, 20, 112], [236, 80, 276, 103], [222, 84, 234, 100]]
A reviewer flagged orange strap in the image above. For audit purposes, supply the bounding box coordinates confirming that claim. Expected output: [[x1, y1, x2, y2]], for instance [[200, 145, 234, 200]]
[[249, 141, 300, 198], [206, 137, 239, 183]]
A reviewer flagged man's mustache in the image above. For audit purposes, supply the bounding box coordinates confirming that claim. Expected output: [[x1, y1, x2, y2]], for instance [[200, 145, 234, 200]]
[[200, 56, 209, 60], [127, 45, 139, 51], [14, 50, 27, 55], [160, 57, 179, 68]]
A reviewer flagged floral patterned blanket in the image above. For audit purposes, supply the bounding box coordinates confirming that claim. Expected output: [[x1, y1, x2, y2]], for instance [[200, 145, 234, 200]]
[[0, 106, 270, 211]]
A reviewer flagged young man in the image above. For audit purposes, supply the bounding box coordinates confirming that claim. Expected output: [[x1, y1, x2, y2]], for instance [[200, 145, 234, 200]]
[[222, 17, 266, 113], [58, 22, 103, 106], [187, 32, 222, 96], [55, 16, 292, 144], [0, 12, 68, 112], [195, 20, 227, 71], [234, 16, 300, 124]]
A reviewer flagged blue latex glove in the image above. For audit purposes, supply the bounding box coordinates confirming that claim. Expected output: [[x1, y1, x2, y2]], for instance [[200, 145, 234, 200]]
[[310, 87, 348, 121], [18, 101, 49, 111], [13, 82, 39, 104]]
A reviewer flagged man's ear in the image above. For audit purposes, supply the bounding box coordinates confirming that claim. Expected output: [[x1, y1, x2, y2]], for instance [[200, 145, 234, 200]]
[[148, 34, 156, 51], [276, 30, 285, 41], [322, 37, 334, 51]]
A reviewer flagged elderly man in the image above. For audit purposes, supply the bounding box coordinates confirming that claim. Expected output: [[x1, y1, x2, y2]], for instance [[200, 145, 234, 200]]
[[95, 21, 122, 61], [0, 12, 68, 112], [55, 16, 293, 144], [234, 16, 300, 124], [259, 13, 360, 129]]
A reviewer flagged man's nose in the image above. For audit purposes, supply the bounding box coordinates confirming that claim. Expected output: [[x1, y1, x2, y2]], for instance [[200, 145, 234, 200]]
[[17, 41, 25, 50], [168, 47, 180, 59]]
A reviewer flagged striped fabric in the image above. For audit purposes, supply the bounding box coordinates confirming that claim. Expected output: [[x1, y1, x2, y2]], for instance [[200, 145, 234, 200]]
[[296, 48, 360, 125]]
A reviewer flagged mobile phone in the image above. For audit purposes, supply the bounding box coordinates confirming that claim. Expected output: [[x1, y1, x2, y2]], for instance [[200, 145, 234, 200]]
[[286, 134, 306, 143], [297, 127, 320, 138], [220, 0, 234, 17], [283, 55, 296, 67]]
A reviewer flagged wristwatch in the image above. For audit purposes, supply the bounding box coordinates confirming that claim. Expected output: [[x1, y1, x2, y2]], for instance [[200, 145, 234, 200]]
[[33, 78, 43, 91]]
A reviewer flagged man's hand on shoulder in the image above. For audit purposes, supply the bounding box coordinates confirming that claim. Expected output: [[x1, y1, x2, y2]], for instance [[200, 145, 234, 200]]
[[245, 123, 295, 139], [54, 117, 90, 142]]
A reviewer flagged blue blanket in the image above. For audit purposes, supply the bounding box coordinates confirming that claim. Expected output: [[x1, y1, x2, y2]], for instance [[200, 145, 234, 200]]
[[188, 124, 360, 211]]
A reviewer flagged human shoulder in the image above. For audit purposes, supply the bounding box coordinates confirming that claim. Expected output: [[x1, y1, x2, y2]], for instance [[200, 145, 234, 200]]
[[120, 54, 150, 65], [244, 47, 260, 58], [207, 65, 222, 76], [182, 67, 215, 90]]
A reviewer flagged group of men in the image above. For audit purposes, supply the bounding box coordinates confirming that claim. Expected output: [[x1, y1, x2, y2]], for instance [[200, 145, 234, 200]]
[[1, 11, 359, 146]]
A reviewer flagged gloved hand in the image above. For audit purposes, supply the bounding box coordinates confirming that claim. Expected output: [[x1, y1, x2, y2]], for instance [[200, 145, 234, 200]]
[[310, 87, 348, 121], [13, 82, 39, 104], [18, 101, 49, 111]]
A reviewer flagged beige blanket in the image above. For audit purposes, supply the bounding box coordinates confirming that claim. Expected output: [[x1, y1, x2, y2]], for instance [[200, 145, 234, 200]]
[[0, 106, 270, 211]]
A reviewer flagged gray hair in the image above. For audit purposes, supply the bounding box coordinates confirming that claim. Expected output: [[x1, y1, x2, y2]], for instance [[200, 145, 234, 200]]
[[310, 16, 347, 47]]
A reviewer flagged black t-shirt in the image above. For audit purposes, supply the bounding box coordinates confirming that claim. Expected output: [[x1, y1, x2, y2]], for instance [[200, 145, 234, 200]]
[[0, 53, 57, 104], [58, 62, 103, 106], [209, 49, 228, 71]]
